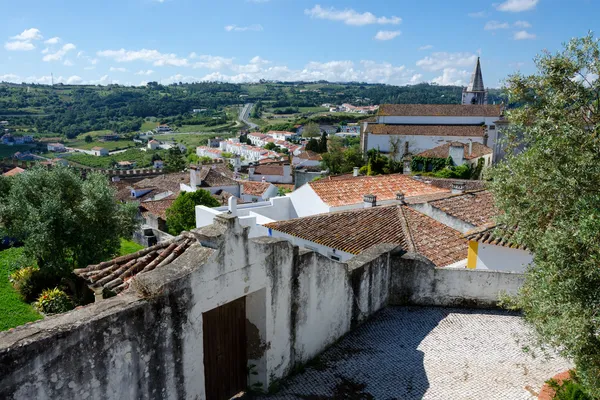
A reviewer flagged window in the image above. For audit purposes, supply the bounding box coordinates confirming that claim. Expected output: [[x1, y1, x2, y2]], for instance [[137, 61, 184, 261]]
[[489, 125, 496, 130], [330, 255, 340, 261]]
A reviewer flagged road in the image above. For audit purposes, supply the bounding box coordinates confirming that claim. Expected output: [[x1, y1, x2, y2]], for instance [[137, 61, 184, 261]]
[[239, 103, 258, 130]]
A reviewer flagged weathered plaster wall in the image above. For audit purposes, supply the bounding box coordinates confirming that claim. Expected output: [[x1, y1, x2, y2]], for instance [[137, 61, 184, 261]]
[[409, 202, 476, 234], [389, 252, 524, 308], [476, 243, 533, 272]]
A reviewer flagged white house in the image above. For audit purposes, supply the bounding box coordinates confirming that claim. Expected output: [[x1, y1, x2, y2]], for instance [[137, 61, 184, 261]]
[[148, 140, 160, 150], [197, 146, 224, 160], [267, 131, 294, 141], [47, 143, 66, 152], [292, 151, 322, 168], [240, 181, 279, 203], [155, 124, 172, 133], [181, 165, 240, 198], [414, 141, 494, 170], [249, 164, 293, 184], [466, 225, 533, 273], [91, 146, 109, 157], [153, 160, 164, 169]]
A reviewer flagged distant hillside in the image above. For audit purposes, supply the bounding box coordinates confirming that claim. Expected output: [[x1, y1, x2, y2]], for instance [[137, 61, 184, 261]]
[[0, 81, 506, 137]]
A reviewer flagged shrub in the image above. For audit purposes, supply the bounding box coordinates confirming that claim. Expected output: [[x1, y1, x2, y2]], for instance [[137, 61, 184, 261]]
[[9, 266, 38, 294], [548, 372, 592, 400], [34, 288, 74, 314]]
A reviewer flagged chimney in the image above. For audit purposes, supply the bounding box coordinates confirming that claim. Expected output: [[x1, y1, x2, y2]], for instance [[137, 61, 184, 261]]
[[468, 140, 473, 156], [452, 182, 466, 194], [353, 167, 360, 177], [396, 192, 405, 205], [228, 196, 237, 216], [363, 194, 377, 208]]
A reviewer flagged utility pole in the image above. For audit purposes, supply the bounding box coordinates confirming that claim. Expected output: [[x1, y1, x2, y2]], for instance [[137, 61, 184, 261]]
[[51, 72, 54, 87]]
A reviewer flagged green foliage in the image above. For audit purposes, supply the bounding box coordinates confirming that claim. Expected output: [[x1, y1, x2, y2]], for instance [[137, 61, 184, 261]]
[[301, 122, 320, 138], [321, 136, 365, 174], [221, 152, 234, 159], [471, 157, 485, 180], [488, 34, 600, 397], [277, 187, 291, 196], [434, 165, 472, 179], [0, 166, 139, 273], [34, 287, 74, 315], [0, 248, 41, 331], [84, 135, 93, 143], [118, 239, 144, 257], [165, 190, 220, 235], [264, 142, 277, 150], [305, 138, 320, 153], [410, 155, 451, 173], [548, 372, 593, 400], [66, 149, 164, 169], [164, 147, 187, 172]]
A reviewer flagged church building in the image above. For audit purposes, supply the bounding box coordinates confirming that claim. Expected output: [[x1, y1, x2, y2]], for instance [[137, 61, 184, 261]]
[[361, 58, 508, 163]]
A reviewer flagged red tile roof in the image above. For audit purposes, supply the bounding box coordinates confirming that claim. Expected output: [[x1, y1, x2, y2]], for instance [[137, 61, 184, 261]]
[[429, 190, 497, 227], [3, 167, 25, 177], [241, 181, 272, 196], [465, 224, 526, 250], [91, 146, 106, 151], [296, 150, 323, 161], [308, 173, 449, 207], [253, 164, 286, 176], [416, 142, 492, 160], [139, 197, 176, 220], [367, 124, 486, 137], [265, 205, 467, 267], [377, 104, 502, 117]]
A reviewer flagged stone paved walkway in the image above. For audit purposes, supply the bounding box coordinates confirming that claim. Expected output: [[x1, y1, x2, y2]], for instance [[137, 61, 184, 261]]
[[260, 307, 571, 400]]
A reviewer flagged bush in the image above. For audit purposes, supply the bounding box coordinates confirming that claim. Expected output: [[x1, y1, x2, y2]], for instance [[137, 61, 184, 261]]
[[34, 288, 74, 314], [548, 372, 592, 400], [9, 266, 38, 294]]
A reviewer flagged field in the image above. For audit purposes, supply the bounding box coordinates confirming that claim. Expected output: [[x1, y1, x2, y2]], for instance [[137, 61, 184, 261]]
[[0, 248, 42, 331], [141, 121, 158, 132], [175, 122, 238, 133], [65, 148, 161, 169], [0, 144, 35, 158], [118, 239, 144, 257], [68, 139, 138, 151]]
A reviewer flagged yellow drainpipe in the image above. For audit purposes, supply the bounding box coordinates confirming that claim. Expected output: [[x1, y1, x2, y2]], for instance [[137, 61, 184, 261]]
[[467, 240, 479, 269]]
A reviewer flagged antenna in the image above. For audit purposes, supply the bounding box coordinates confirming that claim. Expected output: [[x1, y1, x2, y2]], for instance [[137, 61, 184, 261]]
[[51, 73, 54, 86]]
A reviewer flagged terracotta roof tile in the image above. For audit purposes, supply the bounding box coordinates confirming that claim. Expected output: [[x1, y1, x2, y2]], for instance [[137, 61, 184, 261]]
[[308, 173, 449, 207], [74, 235, 194, 295], [3, 167, 25, 177], [368, 124, 486, 137], [297, 150, 323, 161], [465, 224, 526, 250], [139, 197, 175, 220], [412, 177, 487, 191], [265, 205, 467, 267], [254, 164, 286, 176], [429, 190, 497, 227], [416, 142, 492, 160], [134, 172, 189, 194], [377, 104, 502, 117], [241, 181, 272, 196]]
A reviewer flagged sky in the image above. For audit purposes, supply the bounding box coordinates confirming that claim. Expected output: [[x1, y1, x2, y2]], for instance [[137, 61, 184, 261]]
[[0, 0, 597, 88]]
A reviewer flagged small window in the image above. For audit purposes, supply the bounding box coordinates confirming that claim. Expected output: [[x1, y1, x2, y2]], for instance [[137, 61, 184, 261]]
[[330, 255, 340, 261], [489, 125, 496, 130]]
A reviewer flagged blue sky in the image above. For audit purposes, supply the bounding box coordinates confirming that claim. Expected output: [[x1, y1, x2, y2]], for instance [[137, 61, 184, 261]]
[[0, 0, 597, 87]]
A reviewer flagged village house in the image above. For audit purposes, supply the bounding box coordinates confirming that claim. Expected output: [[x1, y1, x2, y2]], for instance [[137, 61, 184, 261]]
[[2, 167, 25, 177], [196, 146, 224, 160], [47, 142, 66, 152], [207, 137, 224, 148], [219, 139, 281, 163], [147, 139, 160, 150], [181, 164, 240, 198], [138, 197, 176, 233], [361, 59, 508, 163], [292, 150, 323, 168], [240, 180, 279, 203], [116, 161, 135, 170], [98, 133, 120, 142], [91, 146, 109, 157], [153, 160, 164, 169], [413, 141, 493, 171], [155, 124, 172, 133], [248, 163, 293, 184], [465, 224, 534, 272], [113, 172, 190, 204]]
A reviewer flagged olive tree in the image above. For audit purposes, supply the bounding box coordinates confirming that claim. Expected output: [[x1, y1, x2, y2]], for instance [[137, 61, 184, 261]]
[[488, 33, 600, 396]]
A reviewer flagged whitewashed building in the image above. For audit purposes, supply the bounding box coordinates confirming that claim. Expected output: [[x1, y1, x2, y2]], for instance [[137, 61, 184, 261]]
[[465, 225, 533, 272], [91, 146, 109, 157]]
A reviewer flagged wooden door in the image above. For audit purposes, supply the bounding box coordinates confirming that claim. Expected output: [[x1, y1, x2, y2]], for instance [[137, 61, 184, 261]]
[[203, 297, 247, 400]]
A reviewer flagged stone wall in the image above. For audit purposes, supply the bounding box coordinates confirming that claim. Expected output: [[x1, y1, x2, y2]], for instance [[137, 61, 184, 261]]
[[389, 252, 524, 308]]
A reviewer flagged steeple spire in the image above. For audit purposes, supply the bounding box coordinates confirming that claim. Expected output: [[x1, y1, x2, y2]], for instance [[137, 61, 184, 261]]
[[467, 57, 484, 92], [462, 57, 487, 105]]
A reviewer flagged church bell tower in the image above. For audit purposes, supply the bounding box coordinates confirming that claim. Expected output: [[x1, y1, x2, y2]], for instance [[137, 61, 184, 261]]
[[462, 57, 488, 105]]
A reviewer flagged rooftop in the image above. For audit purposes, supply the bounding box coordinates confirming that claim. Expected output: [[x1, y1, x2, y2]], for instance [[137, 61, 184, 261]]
[[368, 124, 486, 137], [377, 104, 502, 117], [416, 141, 493, 160], [412, 177, 487, 192], [139, 197, 176, 220], [74, 235, 194, 294], [465, 224, 526, 250], [2, 167, 25, 177], [134, 172, 190, 193], [265, 205, 467, 267], [240, 180, 273, 196], [296, 150, 323, 161], [429, 190, 497, 227], [91, 146, 106, 151], [253, 164, 287, 176], [308, 173, 449, 207]]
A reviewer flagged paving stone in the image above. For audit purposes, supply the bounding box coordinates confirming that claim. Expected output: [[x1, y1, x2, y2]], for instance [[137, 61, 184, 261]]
[[258, 307, 571, 400]]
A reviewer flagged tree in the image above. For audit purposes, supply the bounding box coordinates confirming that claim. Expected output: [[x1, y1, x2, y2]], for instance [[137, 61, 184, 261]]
[[319, 132, 328, 153], [164, 147, 186, 172], [301, 122, 321, 138], [488, 34, 600, 397], [0, 166, 138, 272], [84, 135, 93, 143], [165, 190, 220, 235], [264, 142, 277, 150], [305, 138, 320, 153]]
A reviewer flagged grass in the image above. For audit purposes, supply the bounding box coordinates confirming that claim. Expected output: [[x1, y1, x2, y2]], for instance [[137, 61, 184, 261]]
[[65, 148, 161, 169], [68, 139, 138, 151], [141, 121, 158, 131], [0, 248, 42, 331], [175, 122, 237, 133], [118, 239, 144, 256]]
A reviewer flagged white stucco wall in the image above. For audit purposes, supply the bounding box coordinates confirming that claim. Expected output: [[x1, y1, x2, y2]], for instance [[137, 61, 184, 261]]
[[366, 134, 485, 157], [410, 203, 476, 234], [288, 184, 330, 218], [476, 244, 533, 273]]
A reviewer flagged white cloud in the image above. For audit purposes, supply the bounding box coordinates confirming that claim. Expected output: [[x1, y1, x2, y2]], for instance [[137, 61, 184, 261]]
[[63, 59, 74, 66], [42, 43, 76, 62], [224, 24, 263, 32], [66, 75, 83, 84], [135, 69, 155, 76], [514, 20, 532, 28], [97, 48, 189, 67], [192, 55, 235, 70], [468, 11, 487, 18], [514, 30, 536, 40], [4, 41, 36, 51], [44, 37, 61, 45], [0, 74, 20, 82], [416, 52, 477, 71], [418, 45, 433, 51], [11, 28, 43, 41], [496, 0, 538, 12], [110, 66, 128, 72], [305, 5, 401, 26], [432, 68, 470, 85], [484, 21, 510, 30], [374, 30, 401, 41]]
